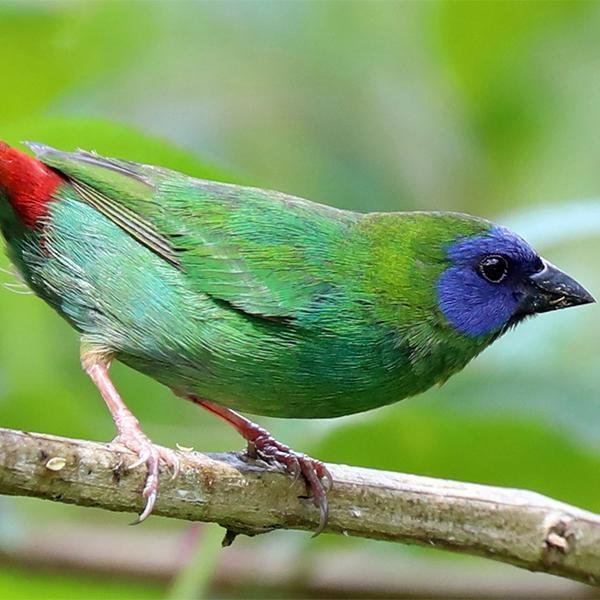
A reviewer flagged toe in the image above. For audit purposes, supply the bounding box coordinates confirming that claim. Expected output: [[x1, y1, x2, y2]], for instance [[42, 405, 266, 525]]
[[298, 458, 329, 536], [159, 447, 181, 481], [318, 464, 334, 492], [128, 448, 151, 470], [111, 434, 163, 524], [135, 449, 159, 523]]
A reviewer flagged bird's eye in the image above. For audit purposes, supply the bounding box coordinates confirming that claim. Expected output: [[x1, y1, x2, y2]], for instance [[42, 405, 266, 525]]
[[478, 255, 509, 283]]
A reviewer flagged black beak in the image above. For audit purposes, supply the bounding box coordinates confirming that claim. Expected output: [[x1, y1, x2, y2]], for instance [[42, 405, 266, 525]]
[[522, 260, 595, 314]]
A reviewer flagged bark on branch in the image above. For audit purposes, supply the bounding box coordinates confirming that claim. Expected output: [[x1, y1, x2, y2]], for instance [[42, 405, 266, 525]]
[[0, 427, 598, 586]]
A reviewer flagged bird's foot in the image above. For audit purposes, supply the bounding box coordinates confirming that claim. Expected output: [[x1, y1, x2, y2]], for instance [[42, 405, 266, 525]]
[[83, 357, 180, 524], [110, 417, 181, 523], [245, 425, 333, 535], [183, 396, 333, 536]]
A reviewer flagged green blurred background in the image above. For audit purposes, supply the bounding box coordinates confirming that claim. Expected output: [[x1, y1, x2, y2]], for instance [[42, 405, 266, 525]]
[[0, 1, 599, 598]]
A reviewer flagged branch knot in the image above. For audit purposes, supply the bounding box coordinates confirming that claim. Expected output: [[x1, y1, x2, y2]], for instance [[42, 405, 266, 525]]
[[543, 513, 575, 562]]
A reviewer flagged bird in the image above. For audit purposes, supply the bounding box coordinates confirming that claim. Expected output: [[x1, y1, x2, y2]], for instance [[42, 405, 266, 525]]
[[0, 141, 594, 533]]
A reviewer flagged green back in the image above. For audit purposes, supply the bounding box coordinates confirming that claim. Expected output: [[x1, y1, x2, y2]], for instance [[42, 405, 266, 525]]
[[32, 145, 359, 319]]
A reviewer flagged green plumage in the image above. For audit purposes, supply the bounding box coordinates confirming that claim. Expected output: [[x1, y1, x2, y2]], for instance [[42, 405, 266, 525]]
[[3, 146, 494, 418]]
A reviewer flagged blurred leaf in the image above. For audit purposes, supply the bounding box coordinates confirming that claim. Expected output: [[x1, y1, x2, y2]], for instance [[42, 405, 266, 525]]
[[432, 0, 595, 207], [0, 565, 162, 600], [434, 0, 587, 103], [315, 406, 600, 512], [0, 3, 158, 123], [1, 116, 230, 182], [166, 524, 223, 600]]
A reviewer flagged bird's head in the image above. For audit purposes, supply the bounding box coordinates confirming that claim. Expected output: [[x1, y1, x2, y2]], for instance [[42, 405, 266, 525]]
[[437, 222, 595, 338]]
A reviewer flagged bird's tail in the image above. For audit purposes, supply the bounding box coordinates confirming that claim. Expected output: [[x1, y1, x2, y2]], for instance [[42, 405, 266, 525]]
[[0, 142, 63, 228]]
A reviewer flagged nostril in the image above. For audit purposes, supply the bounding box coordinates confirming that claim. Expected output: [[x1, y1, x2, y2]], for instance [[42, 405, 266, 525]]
[[532, 257, 545, 274]]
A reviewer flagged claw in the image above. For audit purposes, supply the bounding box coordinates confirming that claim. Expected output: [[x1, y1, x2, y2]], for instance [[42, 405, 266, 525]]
[[133, 488, 157, 525], [289, 464, 302, 487], [128, 448, 150, 471], [321, 468, 334, 493], [168, 453, 181, 481], [158, 446, 181, 481], [312, 494, 329, 537]]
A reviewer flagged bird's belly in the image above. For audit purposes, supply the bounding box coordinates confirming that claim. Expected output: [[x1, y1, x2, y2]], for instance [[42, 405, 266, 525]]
[[118, 329, 410, 419]]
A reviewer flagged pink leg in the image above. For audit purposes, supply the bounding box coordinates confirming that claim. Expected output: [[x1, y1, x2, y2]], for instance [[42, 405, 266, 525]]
[[186, 395, 332, 535], [83, 354, 179, 523]]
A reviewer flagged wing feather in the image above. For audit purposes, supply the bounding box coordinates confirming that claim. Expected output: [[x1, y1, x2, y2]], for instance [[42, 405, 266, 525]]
[[30, 143, 355, 320]]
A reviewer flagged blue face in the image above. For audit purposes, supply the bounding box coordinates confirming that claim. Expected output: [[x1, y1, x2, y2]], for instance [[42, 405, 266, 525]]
[[437, 227, 545, 337]]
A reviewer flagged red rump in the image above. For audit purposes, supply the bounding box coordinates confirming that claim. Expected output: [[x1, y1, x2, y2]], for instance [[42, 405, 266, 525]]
[[0, 142, 63, 228]]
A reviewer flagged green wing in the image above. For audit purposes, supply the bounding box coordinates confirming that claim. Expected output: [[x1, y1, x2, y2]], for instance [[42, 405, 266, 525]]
[[30, 143, 356, 320]]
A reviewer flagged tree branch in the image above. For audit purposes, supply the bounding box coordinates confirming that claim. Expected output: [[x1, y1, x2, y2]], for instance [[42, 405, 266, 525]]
[[0, 427, 598, 586]]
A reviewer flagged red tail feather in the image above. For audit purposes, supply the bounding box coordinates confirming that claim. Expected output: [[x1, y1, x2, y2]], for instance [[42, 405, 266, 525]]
[[0, 142, 63, 227]]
